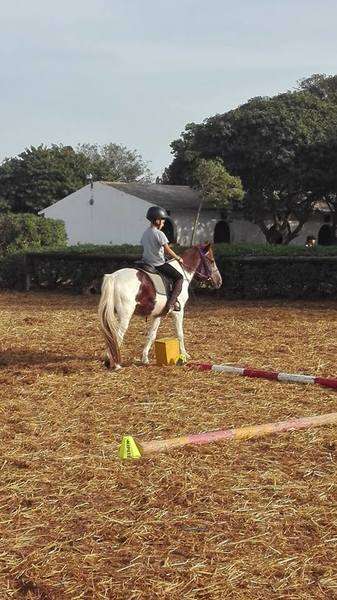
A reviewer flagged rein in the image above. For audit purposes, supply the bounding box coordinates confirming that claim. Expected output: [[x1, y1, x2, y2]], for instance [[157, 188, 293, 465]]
[[194, 249, 213, 282], [171, 246, 214, 284]]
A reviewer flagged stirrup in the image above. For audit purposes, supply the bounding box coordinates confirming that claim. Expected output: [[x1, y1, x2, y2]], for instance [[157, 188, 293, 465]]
[[161, 300, 180, 317]]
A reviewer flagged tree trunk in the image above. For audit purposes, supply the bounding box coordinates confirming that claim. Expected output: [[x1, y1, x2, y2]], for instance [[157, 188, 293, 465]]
[[256, 219, 272, 243], [325, 198, 337, 243], [191, 200, 203, 245], [283, 219, 306, 244], [332, 214, 337, 243]]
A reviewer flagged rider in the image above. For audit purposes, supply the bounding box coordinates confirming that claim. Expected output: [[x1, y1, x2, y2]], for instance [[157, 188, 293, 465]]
[[141, 206, 184, 313]]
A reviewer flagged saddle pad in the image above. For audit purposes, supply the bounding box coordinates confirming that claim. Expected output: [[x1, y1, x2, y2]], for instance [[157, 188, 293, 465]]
[[136, 268, 168, 296]]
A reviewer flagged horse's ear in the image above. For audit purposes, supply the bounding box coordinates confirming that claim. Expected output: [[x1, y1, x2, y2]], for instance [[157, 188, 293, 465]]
[[203, 241, 215, 261]]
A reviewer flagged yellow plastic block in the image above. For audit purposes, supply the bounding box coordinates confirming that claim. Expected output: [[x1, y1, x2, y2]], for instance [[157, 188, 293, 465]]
[[155, 337, 180, 366]]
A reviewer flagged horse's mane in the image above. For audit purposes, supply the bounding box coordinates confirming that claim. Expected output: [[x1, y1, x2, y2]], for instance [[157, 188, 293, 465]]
[[182, 247, 201, 272], [182, 244, 213, 272]]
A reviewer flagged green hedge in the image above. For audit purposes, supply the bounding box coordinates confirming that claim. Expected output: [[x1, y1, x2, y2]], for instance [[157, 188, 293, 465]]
[[2, 243, 337, 297], [28, 254, 137, 292], [0, 253, 26, 290], [0, 214, 67, 255], [214, 256, 337, 298], [16, 242, 337, 257], [20, 243, 142, 256], [213, 243, 337, 257]]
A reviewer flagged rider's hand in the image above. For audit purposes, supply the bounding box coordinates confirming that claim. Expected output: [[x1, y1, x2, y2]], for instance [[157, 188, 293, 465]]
[[177, 256, 184, 264]]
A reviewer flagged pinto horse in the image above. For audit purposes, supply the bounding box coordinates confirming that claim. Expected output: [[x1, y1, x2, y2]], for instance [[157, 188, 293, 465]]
[[98, 243, 222, 370]]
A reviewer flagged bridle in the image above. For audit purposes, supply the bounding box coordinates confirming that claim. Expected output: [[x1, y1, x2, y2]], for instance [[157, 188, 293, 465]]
[[194, 248, 214, 284]]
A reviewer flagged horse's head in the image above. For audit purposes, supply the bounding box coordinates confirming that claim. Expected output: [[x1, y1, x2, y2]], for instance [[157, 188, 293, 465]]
[[195, 243, 222, 289]]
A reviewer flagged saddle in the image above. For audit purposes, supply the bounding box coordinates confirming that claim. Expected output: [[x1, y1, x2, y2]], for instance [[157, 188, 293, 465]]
[[133, 261, 172, 297]]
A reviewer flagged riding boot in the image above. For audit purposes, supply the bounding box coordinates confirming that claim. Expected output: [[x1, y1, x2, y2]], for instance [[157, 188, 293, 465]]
[[163, 278, 183, 314]]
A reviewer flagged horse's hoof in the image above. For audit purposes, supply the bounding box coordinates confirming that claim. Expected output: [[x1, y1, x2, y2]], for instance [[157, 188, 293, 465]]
[[103, 353, 122, 371], [177, 353, 190, 365], [103, 355, 111, 369], [141, 357, 149, 365]]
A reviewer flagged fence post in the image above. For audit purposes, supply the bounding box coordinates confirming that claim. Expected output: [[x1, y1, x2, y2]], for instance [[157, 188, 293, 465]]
[[24, 255, 31, 291]]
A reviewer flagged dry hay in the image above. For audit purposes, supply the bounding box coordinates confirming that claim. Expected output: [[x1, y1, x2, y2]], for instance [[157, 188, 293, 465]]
[[1, 290, 337, 599]]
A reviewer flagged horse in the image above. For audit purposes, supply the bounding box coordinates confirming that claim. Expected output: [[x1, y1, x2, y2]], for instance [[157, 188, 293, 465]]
[[98, 243, 222, 370]]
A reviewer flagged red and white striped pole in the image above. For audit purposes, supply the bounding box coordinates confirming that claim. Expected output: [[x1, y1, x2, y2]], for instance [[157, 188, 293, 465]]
[[189, 363, 337, 391]]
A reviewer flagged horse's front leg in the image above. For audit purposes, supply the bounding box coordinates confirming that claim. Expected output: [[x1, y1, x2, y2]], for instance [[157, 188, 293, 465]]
[[172, 310, 190, 360], [142, 317, 161, 364]]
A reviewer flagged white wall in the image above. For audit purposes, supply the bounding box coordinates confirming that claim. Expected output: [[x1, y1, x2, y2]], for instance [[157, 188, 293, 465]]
[[41, 184, 329, 247], [230, 219, 265, 243], [231, 217, 328, 246], [41, 183, 150, 245], [289, 217, 326, 245], [173, 210, 221, 245], [173, 212, 266, 245]]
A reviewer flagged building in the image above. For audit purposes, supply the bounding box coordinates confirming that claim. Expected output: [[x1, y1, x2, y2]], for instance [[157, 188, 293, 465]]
[[40, 182, 333, 246]]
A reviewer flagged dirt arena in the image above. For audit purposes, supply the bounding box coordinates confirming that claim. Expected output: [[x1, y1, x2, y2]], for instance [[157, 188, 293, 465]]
[[1, 291, 337, 599]]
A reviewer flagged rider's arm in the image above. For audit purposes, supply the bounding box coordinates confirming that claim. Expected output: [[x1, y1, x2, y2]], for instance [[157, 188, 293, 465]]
[[163, 244, 183, 263]]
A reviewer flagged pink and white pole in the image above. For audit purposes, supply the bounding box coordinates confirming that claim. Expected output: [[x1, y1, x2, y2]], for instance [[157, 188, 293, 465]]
[[189, 363, 337, 391], [138, 411, 337, 455]]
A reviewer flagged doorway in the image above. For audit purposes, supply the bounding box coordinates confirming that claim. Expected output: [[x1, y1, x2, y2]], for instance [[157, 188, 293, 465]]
[[318, 224, 333, 245], [214, 220, 230, 243], [163, 218, 175, 243]]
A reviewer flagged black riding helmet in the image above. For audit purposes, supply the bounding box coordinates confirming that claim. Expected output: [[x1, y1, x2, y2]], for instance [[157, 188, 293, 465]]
[[146, 206, 168, 222]]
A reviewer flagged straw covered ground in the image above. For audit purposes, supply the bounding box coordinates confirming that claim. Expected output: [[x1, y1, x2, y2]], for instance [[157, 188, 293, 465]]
[[1, 291, 337, 599]]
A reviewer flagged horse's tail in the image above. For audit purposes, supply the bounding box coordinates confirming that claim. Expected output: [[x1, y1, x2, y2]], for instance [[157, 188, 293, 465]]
[[98, 274, 121, 367]]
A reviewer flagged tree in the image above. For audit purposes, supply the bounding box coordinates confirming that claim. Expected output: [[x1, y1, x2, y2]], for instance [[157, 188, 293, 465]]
[[303, 136, 337, 240], [191, 159, 244, 244], [0, 213, 67, 255], [0, 143, 152, 214], [297, 73, 337, 100], [77, 143, 152, 183], [0, 145, 97, 214], [164, 75, 337, 244]]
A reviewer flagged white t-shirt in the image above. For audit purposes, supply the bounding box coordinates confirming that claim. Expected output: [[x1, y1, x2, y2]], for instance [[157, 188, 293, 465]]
[[141, 227, 169, 266]]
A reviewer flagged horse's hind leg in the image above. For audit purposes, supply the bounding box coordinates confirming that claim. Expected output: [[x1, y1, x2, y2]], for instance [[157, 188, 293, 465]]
[[112, 305, 135, 369], [115, 312, 133, 370], [116, 314, 132, 346], [142, 317, 161, 364]]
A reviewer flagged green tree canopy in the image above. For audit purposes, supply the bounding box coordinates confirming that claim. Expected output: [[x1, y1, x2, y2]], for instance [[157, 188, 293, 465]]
[[191, 158, 244, 243], [0, 143, 152, 214], [163, 74, 337, 244], [302, 136, 337, 240], [297, 73, 337, 100], [0, 213, 67, 255], [77, 143, 152, 183], [194, 159, 244, 206]]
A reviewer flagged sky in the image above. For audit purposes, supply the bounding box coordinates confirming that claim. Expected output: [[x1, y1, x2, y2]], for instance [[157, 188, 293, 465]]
[[1, 0, 337, 178]]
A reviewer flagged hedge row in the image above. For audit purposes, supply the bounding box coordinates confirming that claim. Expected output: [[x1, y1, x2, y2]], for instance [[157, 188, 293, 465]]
[[215, 256, 337, 298], [20, 243, 142, 256], [17, 242, 337, 257], [1, 244, 337, 298]]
